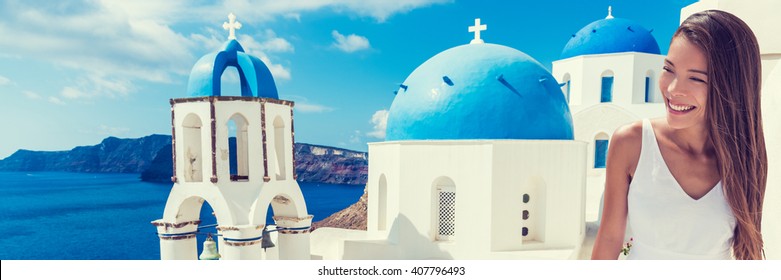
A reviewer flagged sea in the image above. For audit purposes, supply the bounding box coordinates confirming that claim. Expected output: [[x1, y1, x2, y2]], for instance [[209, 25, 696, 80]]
[[0, 172, 364, 260]]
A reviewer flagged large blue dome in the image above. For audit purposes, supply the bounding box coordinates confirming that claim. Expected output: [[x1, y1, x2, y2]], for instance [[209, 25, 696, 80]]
[[561, 18, 660, 59], [186, 39, 278, 98], [386, 43, 574, 141]]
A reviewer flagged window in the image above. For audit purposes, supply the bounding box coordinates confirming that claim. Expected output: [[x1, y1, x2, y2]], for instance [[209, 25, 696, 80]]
[[182, 114, 203, 182], [560, 73, 571, 103], [645, 77, 651, 103], [601, 76, 614, 102], [595, 136, 609, 168], [437, 188, 456, 240], [273, 116, 286, 180], [227, 114, 249, 181]]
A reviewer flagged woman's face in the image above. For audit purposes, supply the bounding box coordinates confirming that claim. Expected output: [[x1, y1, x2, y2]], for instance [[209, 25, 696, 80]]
[[659, 36, 710, 130]]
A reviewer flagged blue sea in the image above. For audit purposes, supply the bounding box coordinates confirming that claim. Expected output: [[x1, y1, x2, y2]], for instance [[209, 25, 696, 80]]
[[0, 172, 364, 260]]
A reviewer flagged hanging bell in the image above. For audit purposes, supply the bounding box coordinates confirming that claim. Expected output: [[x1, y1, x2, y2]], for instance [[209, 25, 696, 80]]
[[199, 234, 221, 260], [261, 228, 275, 251]]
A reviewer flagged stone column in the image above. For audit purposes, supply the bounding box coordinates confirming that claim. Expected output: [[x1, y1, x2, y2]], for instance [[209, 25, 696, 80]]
[[273, 215, 313, 260], [152, 219, 200, 260], [217, 224, 265, 260]]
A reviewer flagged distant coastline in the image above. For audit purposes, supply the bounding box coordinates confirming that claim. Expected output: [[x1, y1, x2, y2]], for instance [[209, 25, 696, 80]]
[[0, 135, 368, 185]]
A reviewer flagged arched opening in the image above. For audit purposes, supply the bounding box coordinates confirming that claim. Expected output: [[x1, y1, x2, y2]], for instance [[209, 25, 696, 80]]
[[182, 114, 203, 182], [171, 196, 222, 260], [378, 174, 388, 230], [227, 114, 249, 181], [645, 70, 655, 103], [432, 177, 456, 241], [220, 66, 243, 96], [521, 176, 547, 243], [561, 73, 571, 103], [601, 70, 614, 103], [594, 132, 609, 168], [273, 116, 287, 180]]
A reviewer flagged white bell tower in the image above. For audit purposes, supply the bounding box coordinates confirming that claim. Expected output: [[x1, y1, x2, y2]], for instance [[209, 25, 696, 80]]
[[152, 13, 312, 260]]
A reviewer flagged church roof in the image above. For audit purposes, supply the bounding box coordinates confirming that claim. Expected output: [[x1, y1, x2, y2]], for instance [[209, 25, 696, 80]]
[[385, 43, 574, 141], [560, 17, 661, 59], [186, 39, 278, 98]]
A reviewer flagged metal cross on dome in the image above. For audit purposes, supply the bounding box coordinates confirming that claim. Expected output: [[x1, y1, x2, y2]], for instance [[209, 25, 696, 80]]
[[469, 18, 487, 44], [223, 13, 242, 40]]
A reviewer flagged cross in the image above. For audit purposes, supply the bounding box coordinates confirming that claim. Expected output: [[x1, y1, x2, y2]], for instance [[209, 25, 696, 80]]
[[468, 18, 487, 44], [223, 13, 242, 40], [606, 6, 614, 19]]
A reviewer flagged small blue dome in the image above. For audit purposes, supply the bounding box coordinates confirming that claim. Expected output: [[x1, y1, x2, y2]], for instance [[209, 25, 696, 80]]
[[386, 43, 574, 141], [186, 39, 278, 98], [561, 18, 660, 59]]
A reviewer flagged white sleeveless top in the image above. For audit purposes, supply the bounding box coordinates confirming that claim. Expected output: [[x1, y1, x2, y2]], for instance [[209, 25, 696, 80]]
[[626, 119, 736, 259]]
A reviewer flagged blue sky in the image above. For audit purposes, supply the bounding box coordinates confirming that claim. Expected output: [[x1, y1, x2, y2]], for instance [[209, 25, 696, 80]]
[[0, 0, 698, 159]]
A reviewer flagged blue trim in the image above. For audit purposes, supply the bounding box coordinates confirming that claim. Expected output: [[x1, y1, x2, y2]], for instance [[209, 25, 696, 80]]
[[644, 77, 651, 103], [222, 236, 263, 242], [158, 231, 197, 237]]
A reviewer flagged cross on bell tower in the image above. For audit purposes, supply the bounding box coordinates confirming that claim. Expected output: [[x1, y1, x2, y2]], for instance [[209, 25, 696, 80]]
[[223, 13, 242, 40], [468, 18, 487, 44]]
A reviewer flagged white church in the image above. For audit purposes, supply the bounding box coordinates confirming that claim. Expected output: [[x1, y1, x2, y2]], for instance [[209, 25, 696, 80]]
[[153, 0, 781, 260]]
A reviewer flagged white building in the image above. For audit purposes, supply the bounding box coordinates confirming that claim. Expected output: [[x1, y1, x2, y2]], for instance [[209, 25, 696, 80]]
[[551, 7, 667, 222], [311, 20, 589, 260], [152, 14, 312, 260]]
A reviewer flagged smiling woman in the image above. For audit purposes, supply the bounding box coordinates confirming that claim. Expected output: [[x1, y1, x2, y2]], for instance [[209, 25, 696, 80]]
[[592, 10, 767, 260]]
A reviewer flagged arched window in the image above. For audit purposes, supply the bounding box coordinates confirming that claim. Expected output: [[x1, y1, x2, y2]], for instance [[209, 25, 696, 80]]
[[227, 114, 249, 181], [594, 132, 609, 168], [561, 73, 571, 103], [273, 116, 287, 180], [378, 174, 388, 230], [433, 177, 456, 241], [182, 114, 203, 182], [220, 66, 242, 96], [645, 70, 655, 103], [601, 70, 614, 103]]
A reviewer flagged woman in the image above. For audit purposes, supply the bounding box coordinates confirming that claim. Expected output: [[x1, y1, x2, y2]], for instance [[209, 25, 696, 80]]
[[591, 10, 767, 260]]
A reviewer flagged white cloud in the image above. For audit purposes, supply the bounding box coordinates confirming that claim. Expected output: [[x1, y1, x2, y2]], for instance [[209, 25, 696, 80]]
[[349, 130, 362, 144], [0, 75, 11, 86], [61, 87, 89, 99], [331, 30, 370, 53], [24, 91, 42, 100], [99, 124, 130, 136], [367, 109, 388, 139], [48, 96, 66, 105], [284, 94, 334, 113]]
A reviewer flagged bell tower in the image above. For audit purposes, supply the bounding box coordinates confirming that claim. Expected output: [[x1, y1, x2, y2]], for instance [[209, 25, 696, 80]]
[[152, 13, 312, 260]]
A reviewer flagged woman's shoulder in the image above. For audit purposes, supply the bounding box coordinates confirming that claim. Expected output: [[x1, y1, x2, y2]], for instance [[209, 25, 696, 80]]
[[608, 120, 644, 176]]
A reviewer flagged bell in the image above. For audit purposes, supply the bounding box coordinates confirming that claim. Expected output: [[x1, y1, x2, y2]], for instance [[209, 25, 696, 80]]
[[199, 234, 221, 260], [261, 228, 275, 251]]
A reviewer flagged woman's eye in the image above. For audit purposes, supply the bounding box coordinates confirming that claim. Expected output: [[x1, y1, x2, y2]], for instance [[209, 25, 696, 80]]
[[690, 77, 707, 83], [662, 66, 673, 73]]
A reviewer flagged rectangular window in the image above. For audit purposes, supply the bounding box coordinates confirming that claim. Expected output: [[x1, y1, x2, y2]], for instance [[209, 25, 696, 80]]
[[601, 77, 613, 102], [595, 139, 609, 168], [645, 77, 651, 103], [437, 188, 456, 241], [566, 81, 571, 103]]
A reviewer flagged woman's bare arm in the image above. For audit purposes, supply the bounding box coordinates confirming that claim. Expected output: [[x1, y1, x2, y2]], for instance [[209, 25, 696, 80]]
[[591, 122, 642, 259]]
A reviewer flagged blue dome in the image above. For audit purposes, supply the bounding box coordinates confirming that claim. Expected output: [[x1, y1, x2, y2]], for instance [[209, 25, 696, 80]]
[[561, 18, 660, 59], [186, 39, 278, 98], [386, 43, 574, 141]]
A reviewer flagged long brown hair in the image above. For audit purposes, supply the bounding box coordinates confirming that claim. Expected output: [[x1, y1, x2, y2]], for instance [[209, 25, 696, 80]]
[[675, 10, 767, 260]]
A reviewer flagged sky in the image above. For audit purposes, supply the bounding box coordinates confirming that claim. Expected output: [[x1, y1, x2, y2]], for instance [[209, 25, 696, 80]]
[[0, 0, 699, 159]]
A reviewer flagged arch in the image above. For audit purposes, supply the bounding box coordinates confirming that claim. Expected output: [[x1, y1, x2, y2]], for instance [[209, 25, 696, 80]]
[[594, 132, 610, 168], [186, 40, 278, 98], [248, 187, 309, 226], [273, 116, 287, 180], [163, 194, 235, 226], [561, 73, 571, 103], [432, 176, 456, 241], [645, 69, 655, 103], [600, 70, 614, 103], [521, 176, 547, 242], [227, 113, 250, 181], [378, 174, 388, 231], [182, 113, 203, 182]]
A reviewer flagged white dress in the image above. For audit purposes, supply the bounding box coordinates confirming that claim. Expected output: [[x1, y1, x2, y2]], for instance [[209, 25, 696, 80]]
[[626, 119, 736, 259]]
